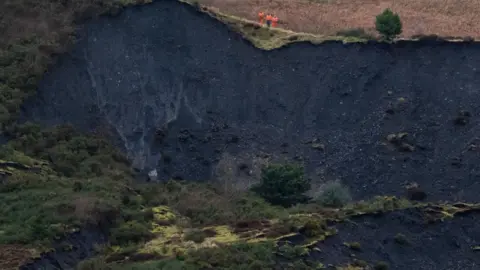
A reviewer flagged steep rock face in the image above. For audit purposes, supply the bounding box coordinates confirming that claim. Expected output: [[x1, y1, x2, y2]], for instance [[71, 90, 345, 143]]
[[23, 0, 480, 200]]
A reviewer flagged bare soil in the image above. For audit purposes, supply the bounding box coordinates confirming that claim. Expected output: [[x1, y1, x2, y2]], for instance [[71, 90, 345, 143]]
[[197, 0, 480, 38]]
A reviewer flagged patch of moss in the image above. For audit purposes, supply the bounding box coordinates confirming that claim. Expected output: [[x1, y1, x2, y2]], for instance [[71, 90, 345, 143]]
[[137, 224, 241, 259], [152, 206, 176, 226], [209, 225, 239, 243]]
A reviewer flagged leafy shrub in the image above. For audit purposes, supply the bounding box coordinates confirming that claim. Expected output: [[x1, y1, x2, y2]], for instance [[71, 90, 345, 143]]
[[251, 164, 311, 207], [232, 194, 287, 222], [315, 181, 352, 207], [375, 8, 402, 41], [184, 229, 207, 243], [300, 219, 326, 237], [110, 220, 153, 245]]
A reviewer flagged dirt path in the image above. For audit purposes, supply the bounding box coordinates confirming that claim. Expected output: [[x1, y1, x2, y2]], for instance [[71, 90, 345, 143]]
[[198, 0, 480, 38]]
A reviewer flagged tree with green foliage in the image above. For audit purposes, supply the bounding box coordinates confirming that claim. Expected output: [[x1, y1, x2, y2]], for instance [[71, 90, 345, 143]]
[[251, 164, 311, 207], [375, 8, 402, 41]]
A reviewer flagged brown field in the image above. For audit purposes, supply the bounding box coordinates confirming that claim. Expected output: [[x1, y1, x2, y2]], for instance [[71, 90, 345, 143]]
[[197, 0, 480, 38]]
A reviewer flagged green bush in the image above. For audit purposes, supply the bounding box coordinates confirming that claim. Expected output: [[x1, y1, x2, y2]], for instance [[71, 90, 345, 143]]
[[316, 181, 352, 208], [232, 194, 287, 221], [110, 221, 153, 245], [375, 8, 402, 41], [184, 229, 207, 243], [251, 164, 311, 207], [301, 219, 326, 237]]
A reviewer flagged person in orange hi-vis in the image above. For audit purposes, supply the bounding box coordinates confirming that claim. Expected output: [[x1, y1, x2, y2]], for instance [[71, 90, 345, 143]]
[[265, 14, 273, 27], [258, 11, 265, 24], [272, 15, 279, 27]]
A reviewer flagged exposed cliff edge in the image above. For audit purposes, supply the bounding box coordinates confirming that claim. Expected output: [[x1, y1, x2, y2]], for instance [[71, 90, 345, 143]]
[[22, 0, 480, 203]]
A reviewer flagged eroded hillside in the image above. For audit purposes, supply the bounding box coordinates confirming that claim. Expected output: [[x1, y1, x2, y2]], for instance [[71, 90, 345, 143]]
[[23, 0, 480, 201], [2, 0, 480, 269]]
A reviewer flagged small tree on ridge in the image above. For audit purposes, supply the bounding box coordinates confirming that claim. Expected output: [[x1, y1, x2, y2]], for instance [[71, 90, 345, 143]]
[[375, 8, 402, 41]]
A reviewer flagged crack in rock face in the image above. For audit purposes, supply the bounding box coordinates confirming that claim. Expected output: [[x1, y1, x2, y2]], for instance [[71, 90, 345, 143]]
[[22, 0, 480, 201]]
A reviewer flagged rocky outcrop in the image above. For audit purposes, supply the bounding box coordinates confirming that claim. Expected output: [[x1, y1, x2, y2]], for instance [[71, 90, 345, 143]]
[[21, 0, 480, 202]]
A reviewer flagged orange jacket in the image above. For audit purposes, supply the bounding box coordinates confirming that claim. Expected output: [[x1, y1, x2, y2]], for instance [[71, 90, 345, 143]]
[[266, 14, 273, 21]]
